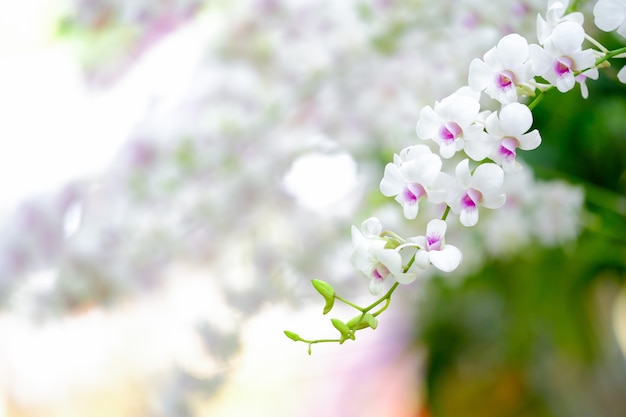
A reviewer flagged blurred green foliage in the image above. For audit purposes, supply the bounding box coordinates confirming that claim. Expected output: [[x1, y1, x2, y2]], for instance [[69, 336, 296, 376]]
[[414, 58, 626, 416]]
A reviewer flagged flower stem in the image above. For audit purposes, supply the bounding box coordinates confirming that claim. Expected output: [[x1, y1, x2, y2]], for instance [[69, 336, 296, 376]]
[[334, 294, 365, 311], [596, 46, 626, 67], [441, 205, 451, 221]]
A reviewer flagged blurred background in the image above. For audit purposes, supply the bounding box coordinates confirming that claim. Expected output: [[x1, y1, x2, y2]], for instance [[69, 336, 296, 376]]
[[0, 0, 625, 416]]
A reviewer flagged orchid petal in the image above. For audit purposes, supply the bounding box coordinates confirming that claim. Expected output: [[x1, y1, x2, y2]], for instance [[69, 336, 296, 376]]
[[429, 246, 463, 272]]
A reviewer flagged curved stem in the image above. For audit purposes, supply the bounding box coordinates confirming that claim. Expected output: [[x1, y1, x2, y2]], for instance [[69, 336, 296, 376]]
[[363, 282, 399, 313], [334, 295, 365, 312], [596, 46, 626, 67], [372, 296, 392, 317]]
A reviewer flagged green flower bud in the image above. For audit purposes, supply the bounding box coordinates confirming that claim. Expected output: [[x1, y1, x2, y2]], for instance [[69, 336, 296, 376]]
[[347, 313, 378, 330], [283, 330, 301, 341], [311, 279, 335, 314], [331, 318, 353, 343]]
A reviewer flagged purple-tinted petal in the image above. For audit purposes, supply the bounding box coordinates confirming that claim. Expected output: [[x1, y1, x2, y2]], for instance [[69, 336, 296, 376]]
[[426, 219, 447, 241], [399, 195, 420, 220]]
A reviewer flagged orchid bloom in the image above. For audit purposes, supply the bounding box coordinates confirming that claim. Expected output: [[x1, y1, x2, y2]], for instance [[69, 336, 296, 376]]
[[350, 218, 416, 295], [415, 90, 487, 159], [449, 159, 506, 227], [465, 102, 541, 173], [411, 219, 463, 272], [468, 33, 536, 104], [593, 0, 626, 82], [530, 22, 598, 95], [379, 145, 448, 219], [537, 0, 585, 44]]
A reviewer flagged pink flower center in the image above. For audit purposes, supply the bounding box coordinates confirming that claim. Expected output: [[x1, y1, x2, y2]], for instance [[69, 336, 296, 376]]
[[439, 122, 463, 143], [461, 188, 482, 209], [554, 56, 574, 77], [372, 264, 390, 281], [426, 234, 442, 251], [402, 183, 426, 204], [496, 70, 516, 90], [499, 137, 519, 160]]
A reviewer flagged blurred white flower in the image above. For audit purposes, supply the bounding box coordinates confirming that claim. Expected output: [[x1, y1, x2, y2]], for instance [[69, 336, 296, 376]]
[[594, 0, 626, 37]]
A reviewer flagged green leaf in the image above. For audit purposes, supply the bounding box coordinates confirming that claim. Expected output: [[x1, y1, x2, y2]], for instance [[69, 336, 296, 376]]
[[283, 330, 301, 342], [311, 279, 335, 314]]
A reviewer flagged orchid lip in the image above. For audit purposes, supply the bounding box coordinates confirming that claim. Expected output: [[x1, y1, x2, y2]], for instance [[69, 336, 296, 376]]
[[461, 188, 482, 209], [426, 235, 442, 251], [439, 122, 463, 143], [499, 137, 519, 159], [402, 183, 426, 204], [554, 56, 574, 77], [372, 264, 390, 281], [496, 70, 516, 90]]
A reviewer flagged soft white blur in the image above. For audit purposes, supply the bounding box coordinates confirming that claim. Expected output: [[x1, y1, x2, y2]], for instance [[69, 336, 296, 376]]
[[0, 1, 595, 416]]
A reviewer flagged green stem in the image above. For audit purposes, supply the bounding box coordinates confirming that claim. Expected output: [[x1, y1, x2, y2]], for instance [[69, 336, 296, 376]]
[[382, 230, 404, 240], [334, 294, 365, 311], [362, 282, 400, 313], [528, 87, 552, 110], [441, 205, 451, 221], [299, 337, 342, 345], [595, 46, 626, 67], [372, 296, 392, 317]]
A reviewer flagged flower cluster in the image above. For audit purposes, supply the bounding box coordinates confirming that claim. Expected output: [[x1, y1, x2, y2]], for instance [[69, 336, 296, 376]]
[[350, 0, 624, 296], [287, 0, 626, 352]]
